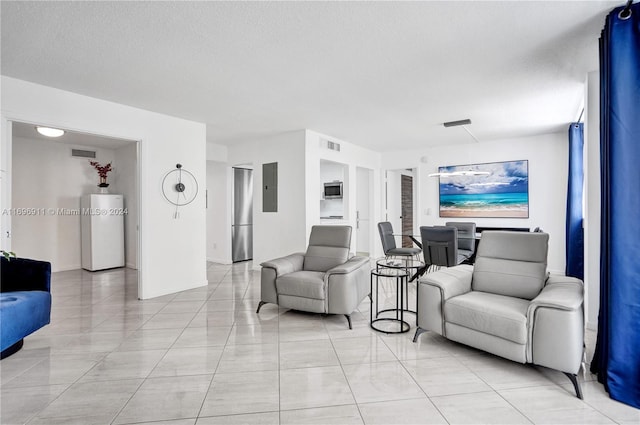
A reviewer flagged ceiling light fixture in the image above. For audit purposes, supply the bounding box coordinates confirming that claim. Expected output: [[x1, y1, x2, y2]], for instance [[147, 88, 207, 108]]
[[443, 119, 472, 127], [443, 118, 480, 143], [36, 126, 65, 137]]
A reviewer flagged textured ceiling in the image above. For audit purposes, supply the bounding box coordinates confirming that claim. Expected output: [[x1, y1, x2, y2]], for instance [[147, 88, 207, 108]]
[[1, 1, 617, 152]]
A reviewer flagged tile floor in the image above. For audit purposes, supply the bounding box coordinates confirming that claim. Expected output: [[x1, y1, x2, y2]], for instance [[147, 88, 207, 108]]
[[1, 262, 638, 425]]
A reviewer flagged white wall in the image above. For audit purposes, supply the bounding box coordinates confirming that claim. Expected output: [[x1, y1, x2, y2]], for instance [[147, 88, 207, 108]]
[[206, 142, 230, 263], [206, 160, 231, 263], [584, 71, 600, 330], [207, 142, 228, 162], [383, 132, 569, 273], [11, 136, 115, 271], [227, 130, 307, 267], [305, 130, 383, 257], [111, 142, 138, 269], [1, 77, 207, 299], [211, 130, 382, 267]]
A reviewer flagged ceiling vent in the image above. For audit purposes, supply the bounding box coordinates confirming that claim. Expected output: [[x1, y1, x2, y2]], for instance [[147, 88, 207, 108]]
[[71, 149, 96, 159], [320, 139, 341, 152]]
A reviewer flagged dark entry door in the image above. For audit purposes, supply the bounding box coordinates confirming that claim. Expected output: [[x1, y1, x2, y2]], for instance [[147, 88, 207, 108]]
[[401, 175, 413, 248]]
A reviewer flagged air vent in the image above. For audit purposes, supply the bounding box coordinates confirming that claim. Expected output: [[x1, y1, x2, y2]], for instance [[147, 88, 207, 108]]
[[320, 139, 341, 152], [71, 149, 96, 158]]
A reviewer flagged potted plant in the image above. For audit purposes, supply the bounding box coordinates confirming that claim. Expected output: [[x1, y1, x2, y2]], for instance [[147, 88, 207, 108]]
[[1, 250, 16, 261], [89, 161, 113, 188]]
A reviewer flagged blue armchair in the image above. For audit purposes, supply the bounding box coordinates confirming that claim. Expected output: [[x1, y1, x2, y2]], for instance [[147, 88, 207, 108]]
[[0, 257, 52, 358]]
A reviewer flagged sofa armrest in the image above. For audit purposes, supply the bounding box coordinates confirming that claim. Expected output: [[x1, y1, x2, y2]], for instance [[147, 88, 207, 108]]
[[260, 253, 305, 276], [527, 275, 584, 373], [326, 257, 370, 315], [418, 264, 473, 300], [326, 256, 369, 276], [416, 265, 473, 336], [530, 275, 583, 311], [1, 257, 51, 293]]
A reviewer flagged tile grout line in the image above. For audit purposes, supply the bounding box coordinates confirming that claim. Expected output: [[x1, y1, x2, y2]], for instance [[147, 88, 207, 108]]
[[326, 320, 366, 425]]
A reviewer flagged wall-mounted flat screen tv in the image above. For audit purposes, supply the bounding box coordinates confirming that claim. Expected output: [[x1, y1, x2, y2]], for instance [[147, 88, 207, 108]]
[[438, 160, 529, 218]]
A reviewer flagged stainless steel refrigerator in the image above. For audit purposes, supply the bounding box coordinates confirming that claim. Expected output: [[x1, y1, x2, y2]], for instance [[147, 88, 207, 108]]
[[232, 167, 253, 262]]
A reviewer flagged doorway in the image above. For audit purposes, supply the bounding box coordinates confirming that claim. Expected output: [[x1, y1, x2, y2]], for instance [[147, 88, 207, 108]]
[[356, 167, 373, 256], [7, 121, 141, 296], [385, 168, 417, 249]]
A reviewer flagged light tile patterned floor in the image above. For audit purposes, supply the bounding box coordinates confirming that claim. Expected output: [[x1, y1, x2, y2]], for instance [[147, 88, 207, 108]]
[[1, 262, 638, 424]]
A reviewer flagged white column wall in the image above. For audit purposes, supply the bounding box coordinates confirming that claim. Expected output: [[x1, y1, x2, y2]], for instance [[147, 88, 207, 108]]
[[584, 71, 600, 330]]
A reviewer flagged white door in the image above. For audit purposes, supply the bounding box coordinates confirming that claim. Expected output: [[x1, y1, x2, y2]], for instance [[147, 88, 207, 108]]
[[386, 170, 402, 237], [356, 167, 372, 256]]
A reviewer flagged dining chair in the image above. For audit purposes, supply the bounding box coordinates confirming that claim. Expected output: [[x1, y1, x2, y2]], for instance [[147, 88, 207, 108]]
[[377, 222, 422, 260], [445, 221, 477, 263], [420, 226, 467, 272]]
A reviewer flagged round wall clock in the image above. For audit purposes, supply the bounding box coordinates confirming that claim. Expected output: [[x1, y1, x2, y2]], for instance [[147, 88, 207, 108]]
[[162, 164, 198, 217]]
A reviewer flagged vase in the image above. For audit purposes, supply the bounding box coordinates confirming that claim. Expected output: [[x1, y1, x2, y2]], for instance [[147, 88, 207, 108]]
[[98, 176, 109, 193]]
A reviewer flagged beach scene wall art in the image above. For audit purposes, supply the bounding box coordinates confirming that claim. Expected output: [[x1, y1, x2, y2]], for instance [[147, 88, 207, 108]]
[[438, 160, 529, 218]]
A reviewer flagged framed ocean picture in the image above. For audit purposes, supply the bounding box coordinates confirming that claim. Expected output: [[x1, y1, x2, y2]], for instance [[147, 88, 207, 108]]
[[438, 160, 529, 218]]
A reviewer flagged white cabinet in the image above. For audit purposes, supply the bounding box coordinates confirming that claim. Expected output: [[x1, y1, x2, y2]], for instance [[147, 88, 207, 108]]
[[81, 194, 125, 271]]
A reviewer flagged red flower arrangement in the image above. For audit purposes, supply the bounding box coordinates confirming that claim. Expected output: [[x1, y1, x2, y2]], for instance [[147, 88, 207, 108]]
[[89, 161, 113, 178], [89, 161, 113, 187]]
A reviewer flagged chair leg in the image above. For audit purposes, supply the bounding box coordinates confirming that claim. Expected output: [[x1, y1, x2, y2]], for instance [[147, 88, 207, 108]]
[[344, 314, 353, 329], [256, 301, 267, 314], [563, 372, 583, 399], [412, 327, 427, 343]]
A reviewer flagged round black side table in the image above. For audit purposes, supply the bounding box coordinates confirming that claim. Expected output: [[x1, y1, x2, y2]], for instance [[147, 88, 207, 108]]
[[370, 267, 410, 334]]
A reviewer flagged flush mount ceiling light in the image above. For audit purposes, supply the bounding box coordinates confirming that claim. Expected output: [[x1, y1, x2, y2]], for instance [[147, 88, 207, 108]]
[[429, 170, 491, 177], [36, 126, 65, 137]]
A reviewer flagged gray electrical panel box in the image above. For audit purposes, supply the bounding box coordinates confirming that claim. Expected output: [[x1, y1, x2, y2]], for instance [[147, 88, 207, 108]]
[[263, 162, 278, 212]]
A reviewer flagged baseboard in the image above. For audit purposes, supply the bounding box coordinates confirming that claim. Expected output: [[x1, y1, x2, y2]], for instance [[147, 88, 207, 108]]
[[139, 280, 208, 300], [207, 257, 232, 265], [52, 264, 82, 273]]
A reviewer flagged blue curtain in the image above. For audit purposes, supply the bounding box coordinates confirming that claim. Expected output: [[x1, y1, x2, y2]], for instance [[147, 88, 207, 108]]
[[591, 1, 640, 409], [566, 123, 584, 280]]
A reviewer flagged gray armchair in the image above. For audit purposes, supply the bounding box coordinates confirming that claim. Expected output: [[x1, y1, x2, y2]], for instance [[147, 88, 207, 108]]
[[257, 225, 370, 329], [413, 231, 585, 398]]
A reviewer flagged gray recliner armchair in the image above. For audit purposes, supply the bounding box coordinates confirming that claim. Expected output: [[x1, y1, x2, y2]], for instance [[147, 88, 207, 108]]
[[413, 231, 585, 398], [257, 225, 370, 329]]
